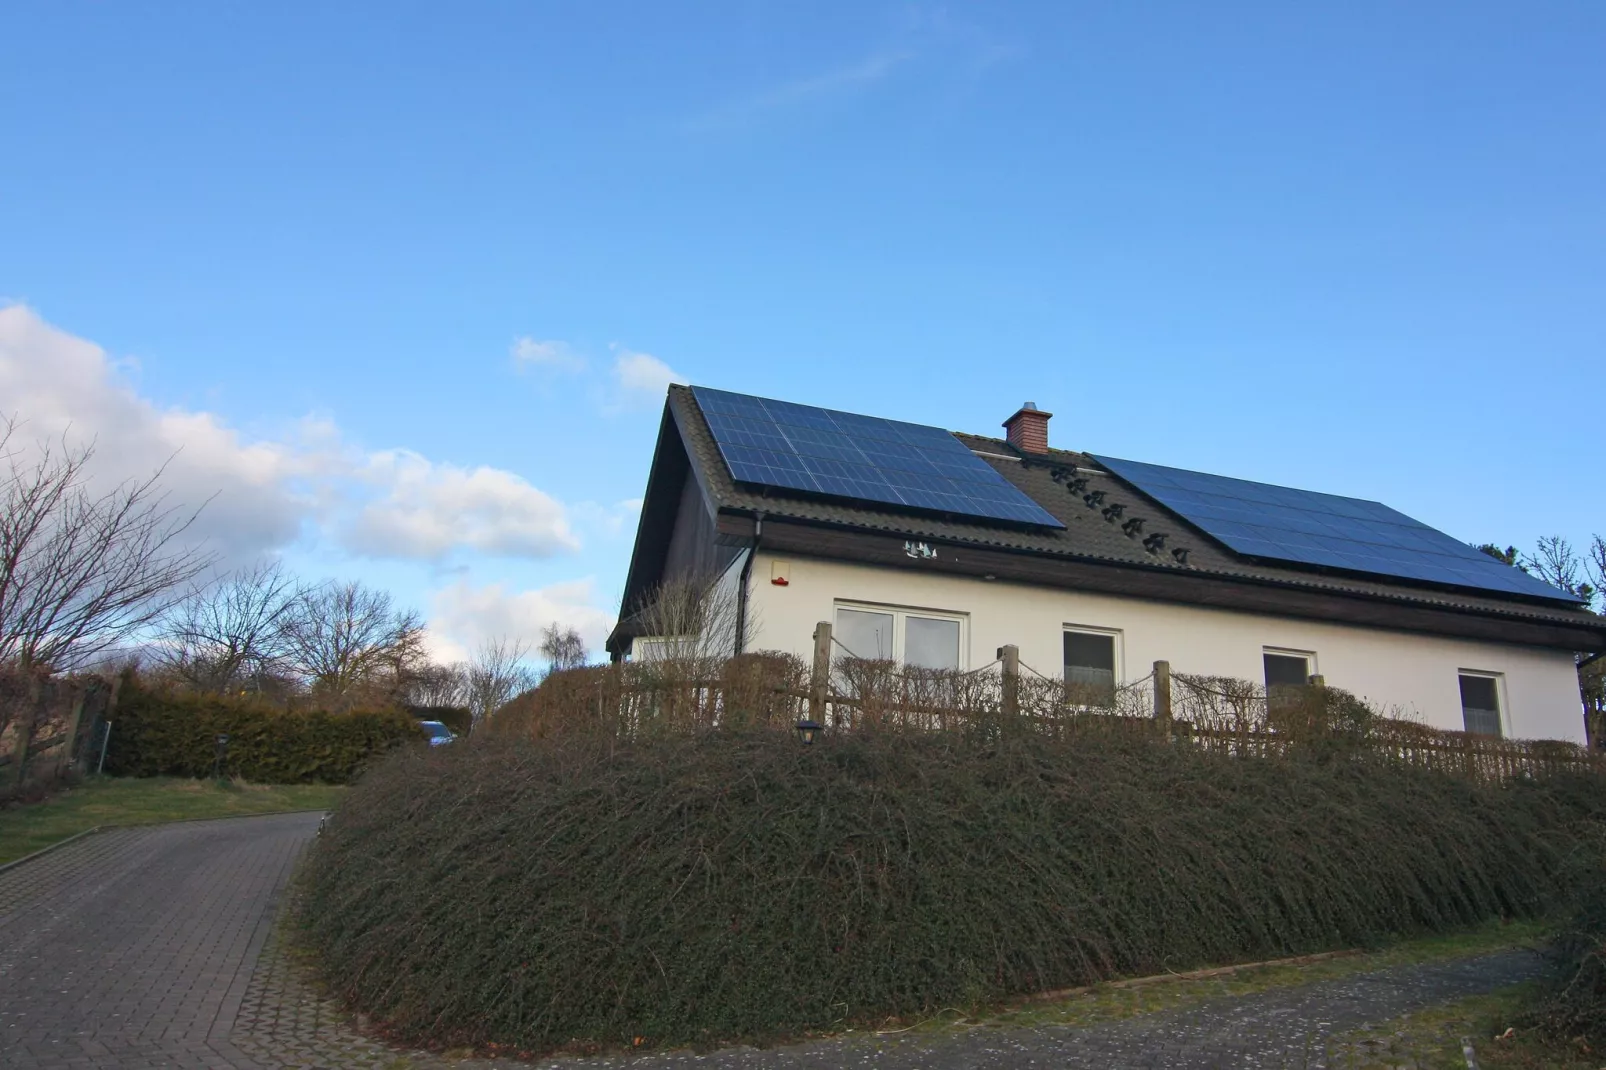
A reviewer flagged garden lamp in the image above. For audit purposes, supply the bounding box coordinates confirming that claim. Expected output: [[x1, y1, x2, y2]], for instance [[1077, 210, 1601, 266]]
[[794, 719, 822, 746]]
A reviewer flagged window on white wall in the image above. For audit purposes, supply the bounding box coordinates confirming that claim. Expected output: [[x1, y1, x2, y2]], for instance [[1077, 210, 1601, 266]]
[[1263, 649, 1315, 712], [1063, 628, 1119, 706], [1459, 673, 1503, 737], [833, 603, 964, 670]]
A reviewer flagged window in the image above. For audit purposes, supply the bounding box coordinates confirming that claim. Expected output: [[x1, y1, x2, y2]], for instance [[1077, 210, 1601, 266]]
[[1064, 628, 1119, 706], [1459, 673, 1503, 737], [632, 636, 693, 662], [834, 604, 964, 669], [1263, 649, 1314, 709]]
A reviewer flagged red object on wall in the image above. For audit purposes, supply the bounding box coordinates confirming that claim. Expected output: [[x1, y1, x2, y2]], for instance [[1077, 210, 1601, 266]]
[[771, 576, 789, 586]]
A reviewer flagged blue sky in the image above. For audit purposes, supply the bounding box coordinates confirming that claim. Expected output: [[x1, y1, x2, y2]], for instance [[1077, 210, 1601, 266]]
[[3, 2, 1602, 657]]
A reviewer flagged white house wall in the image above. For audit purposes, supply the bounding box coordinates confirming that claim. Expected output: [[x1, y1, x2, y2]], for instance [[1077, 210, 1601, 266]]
[[744, 551, 1586, 744]]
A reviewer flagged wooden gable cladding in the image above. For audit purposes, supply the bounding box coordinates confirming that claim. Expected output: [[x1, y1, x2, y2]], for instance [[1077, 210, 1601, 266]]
[[716, 513, 1606, 652]]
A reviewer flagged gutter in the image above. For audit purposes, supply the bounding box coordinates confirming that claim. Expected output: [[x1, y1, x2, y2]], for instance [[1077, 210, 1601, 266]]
[[734, 512, 763, 656]]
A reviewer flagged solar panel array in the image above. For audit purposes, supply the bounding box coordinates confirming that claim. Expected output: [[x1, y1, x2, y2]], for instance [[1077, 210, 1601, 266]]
[[1094, 455, 1582, 602], [691, 386, 1064, 528]]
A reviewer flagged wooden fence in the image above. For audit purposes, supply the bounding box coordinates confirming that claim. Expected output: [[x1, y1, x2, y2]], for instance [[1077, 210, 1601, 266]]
[[500, 620, 1606, 785], [0, 670, 119, 795]]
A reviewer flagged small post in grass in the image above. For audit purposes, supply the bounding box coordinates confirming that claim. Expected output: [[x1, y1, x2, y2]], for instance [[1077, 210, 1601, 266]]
[[212, 734, 230, 782]]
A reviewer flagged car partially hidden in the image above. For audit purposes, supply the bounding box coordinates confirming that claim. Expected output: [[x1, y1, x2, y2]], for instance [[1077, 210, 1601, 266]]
[[418, 720, 456, 746]]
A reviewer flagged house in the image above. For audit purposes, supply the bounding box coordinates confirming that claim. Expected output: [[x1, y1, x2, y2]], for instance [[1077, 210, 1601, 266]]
[[608, 385, 1605, 743]]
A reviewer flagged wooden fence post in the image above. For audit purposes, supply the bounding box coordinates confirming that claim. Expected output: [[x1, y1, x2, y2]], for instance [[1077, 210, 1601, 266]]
[[811, 621, 832, 724], [55, 689, 88, 779], [2, 713, 31, 790], [998, 645, 1020, 718], [1153, 660, 1172, 725], [5, 674, 43, 790]]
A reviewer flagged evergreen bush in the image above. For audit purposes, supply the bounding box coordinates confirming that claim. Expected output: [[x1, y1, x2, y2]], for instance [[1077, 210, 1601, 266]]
[[105, 679, 423, 783], [299, 727, 1606, 1055]]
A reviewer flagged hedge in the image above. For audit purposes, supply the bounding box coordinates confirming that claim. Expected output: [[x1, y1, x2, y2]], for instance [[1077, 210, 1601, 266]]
[[1525, 837, 1606, 1046], [299, 726, 1606, 1055], [104, 681, 424, 784]]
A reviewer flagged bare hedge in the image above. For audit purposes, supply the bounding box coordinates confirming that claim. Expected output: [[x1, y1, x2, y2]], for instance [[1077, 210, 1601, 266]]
[[299, 724, 1606, 1055]]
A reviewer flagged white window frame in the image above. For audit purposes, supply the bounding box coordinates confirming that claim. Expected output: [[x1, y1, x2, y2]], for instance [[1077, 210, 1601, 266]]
[[1262, 646, 1318, 687], [1062, 625, 1124, 679], [1062, 624, 1123, 708], [833, 601, 968, 670], [631, 635, 695, 662], [1457, 670, 1506, 737]]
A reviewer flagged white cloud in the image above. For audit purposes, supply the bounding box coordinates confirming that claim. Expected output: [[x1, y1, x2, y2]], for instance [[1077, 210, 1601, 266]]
[[511, 336, 584, 373], [612, 348, 684, 403], [0, 304, 581, 567], [345, 450, 579, 560], [0, 304, 308, 569], [425, 577, 615, 663]]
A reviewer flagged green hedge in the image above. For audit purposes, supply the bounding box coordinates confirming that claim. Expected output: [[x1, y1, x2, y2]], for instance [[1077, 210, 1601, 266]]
[[105, 681, 424, 784], [300, 727, 1606, 1055]]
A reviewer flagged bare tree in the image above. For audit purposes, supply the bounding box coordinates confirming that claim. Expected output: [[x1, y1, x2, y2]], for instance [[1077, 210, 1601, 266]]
[[1586, 536, 1606, 615], [0, 419, 214, 671], [1526, 535, 1596, 604], [405, 661, 470, 709], [538, 624, 587, 677], [156, 560, 301, 692], [467, 636, 539, 727], [279, 580, 424, 708], [632, 570, 750, 666]]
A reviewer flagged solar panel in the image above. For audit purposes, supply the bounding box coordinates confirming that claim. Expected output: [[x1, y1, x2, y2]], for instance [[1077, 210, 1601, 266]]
[[691, 386, 1064, 528], [1094, 455, 1583, 603]]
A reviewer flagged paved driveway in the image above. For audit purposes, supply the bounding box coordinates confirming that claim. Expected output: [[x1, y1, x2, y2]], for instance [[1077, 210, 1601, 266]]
[[0, 813, 322, 1069], [0, 812, 1552, 1069]]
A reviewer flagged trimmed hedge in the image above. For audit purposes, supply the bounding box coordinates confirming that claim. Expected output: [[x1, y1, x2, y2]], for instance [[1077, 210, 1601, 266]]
[[299, 727, 1606, 1055], [105, 680, 424, 784]]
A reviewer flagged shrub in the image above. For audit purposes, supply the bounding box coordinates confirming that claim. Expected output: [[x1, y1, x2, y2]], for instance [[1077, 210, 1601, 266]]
[[1525, 835, 1606, 1048], [105, 678, 423, 783], [299, 727, 1606, 1055]]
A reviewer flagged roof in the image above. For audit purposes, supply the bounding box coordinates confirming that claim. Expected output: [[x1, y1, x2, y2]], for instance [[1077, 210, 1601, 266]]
[[613, 385, 1602, 647]]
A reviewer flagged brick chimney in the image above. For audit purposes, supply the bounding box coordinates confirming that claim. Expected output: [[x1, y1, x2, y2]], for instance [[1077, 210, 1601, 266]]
[[1003, 402, 1051, 454]]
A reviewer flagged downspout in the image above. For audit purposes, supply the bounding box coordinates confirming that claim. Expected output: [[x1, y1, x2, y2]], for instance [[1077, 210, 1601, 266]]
[[735, 512, 763, 657]]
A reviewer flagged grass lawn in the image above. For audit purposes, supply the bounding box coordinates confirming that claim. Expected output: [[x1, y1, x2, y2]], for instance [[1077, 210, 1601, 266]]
[[1321, 982, 1600, 1069], [0, 776, 348, 864], [893, 917, 1555, 1037]]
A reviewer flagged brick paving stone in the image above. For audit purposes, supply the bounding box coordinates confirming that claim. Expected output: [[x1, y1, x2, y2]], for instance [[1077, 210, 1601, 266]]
[[0, 814, 320, 1070], [0, 813, 1555, 1069]]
